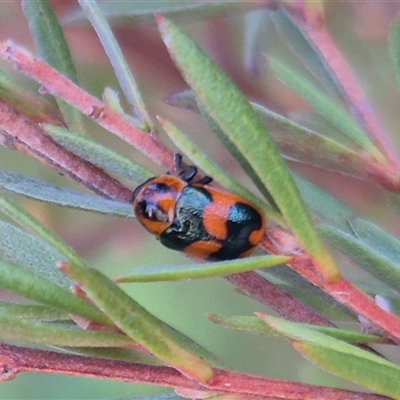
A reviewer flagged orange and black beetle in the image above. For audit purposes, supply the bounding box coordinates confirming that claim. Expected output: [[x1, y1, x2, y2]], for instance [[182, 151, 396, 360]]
[[132, 154, 265, 261]]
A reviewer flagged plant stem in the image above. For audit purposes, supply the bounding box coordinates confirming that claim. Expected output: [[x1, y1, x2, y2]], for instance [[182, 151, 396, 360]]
[[0, 98, 131, 202], [225, 271, 335, 326], [0, 41, 173, 170], [0, 343, 390, 400]]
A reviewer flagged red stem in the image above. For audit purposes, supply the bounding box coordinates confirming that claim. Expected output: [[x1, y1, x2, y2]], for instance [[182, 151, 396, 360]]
[[0, 38, 397, 393], [0, 344, 390, 400], [225, 271, 335, 326], [0, 98, 131, 202], [0, 41, 174, 171], [0, 41, 334, 328], [261, 236, 400, 344]]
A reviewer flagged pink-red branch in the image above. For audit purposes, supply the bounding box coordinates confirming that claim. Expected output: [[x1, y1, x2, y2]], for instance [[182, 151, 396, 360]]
[[0, 41, 174, 171], [2, 40, 399, 340], [0, 98, 131, 202], [261, 234, 400, 344], [225, 271, 335, 326], [0, 344, 390, 400]]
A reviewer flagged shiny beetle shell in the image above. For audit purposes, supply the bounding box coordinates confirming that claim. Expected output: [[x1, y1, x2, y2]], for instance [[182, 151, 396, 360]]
[[132, 155, 265, 261]]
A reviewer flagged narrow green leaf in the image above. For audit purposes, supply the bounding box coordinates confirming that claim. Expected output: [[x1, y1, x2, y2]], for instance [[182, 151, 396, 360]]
[[294, 175, 356, 233], [253, 103, 375, 179], [0, 171, 133, 217], [294, 343, 400, 399], [0, 258, 109, 325], [157, 116, 282, 222], [0, 220, 70, 288], [261, 311, 400, 396], [44, 124, 153, 183], [0, 302, 69, 321], [22, 0, 85, 133], [259, 313, 400, 370], [64, 1, 253, 26], [0, 191, 96, 268], [0, 314, 134, 348], [268, 57, 385, 163], [258, 314, 400, 397], [271, 9, 340, 95], [166, 92, 372, 180], [198, 103, 280, 211], [62, 263, 215, 382], [350, 218, 400, 264], [78, 0, 152, 129], [157, 15, 340, 282], [116, 255, 291, 283], [0, 69, 61, 125], [319, 224, 400, 293], [209, 314, 386, 344], [389, 18, 400, 93]]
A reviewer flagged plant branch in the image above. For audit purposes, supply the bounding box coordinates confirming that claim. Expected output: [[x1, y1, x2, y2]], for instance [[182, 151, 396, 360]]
[[1, 41, 393, 336], [0, 98, 131, 202], [261, 233, 400, 344], [0, 343, 390, 400], [225, 271, 335, 327], [0, 41, 336, 328], [0, 41, 174, 170]]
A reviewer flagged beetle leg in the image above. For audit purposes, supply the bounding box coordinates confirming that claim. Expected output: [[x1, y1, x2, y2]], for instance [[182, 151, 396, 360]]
[[174, 153, 198, 182], [196, 176, 213, 185]]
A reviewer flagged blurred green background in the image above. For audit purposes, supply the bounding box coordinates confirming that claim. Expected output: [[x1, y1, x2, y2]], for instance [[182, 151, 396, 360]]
[[1, 1, 400, 398]]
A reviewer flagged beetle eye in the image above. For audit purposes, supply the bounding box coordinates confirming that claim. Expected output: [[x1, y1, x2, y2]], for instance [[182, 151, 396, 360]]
[[138, 200, 169, 222]]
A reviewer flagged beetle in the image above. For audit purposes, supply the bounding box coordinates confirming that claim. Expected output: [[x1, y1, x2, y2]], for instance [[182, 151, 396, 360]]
[[132, 154, 265, 261]]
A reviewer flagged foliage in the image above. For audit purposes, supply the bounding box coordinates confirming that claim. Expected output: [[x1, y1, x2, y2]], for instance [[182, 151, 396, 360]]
[[0, 1, 400, 399]]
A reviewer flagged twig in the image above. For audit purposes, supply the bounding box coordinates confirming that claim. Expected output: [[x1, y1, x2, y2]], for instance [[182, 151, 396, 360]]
[[0, 41, 174, 171], [0, 343, 390, 400], [0, 41, 336, 328], [0, 98, 131, 202], [261, 235, 400, 344], [225, 271, 335, 326]]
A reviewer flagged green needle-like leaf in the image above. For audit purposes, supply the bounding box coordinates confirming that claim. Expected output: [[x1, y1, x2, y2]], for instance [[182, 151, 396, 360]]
[[268, 58, 385, 163], [350, 218, 400, 264], [0, 220, 71, 288], [0, 258, 109, 325], [167, 91, 374, 181], [320, 224, 400, 293], [116, 255, 291, 283], [156, 15, 340, 282], [253, 103, 376, 179], [294, 175, 356, 233], [22, 0, 85, 133], [258, 314, 400, 399], [44, 124, 153, 183], [209, 314, 386, 344], [0, 314, 135, 348], [61, 263, 215, 382], [0, 171, 133, 217], [295, 343, 400, 399], [78, 0, 152, 129], [0, 302, 69, 321], [271, 9, 340, 95], [0, 192, 90, 268], [64, 1, 253, 27]]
